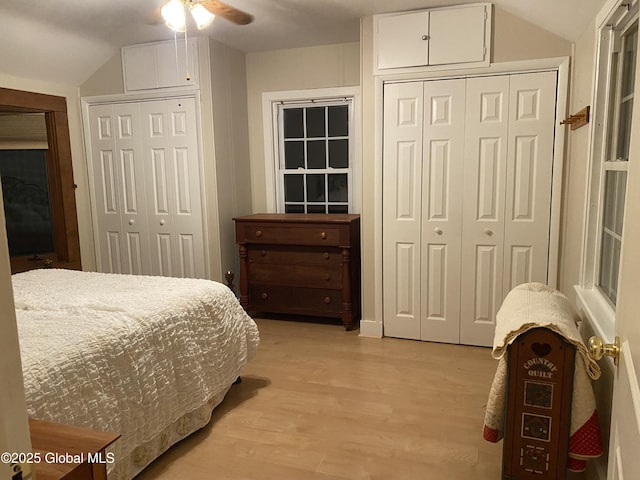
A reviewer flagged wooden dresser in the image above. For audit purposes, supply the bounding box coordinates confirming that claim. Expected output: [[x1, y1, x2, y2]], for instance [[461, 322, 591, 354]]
[[29, 419, 119, 480], [234, 214, 361, 330]]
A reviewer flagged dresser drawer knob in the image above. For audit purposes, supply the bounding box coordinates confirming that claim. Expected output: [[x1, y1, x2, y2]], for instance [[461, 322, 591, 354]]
[[324, 296, 331, 304], [260, 250, 266, 256], [324, 274, 331, 281], [320, 232, 327, 240], [255, 230, 263, 238], [323, 252, 330, 259], [260, 292, 268, 300]]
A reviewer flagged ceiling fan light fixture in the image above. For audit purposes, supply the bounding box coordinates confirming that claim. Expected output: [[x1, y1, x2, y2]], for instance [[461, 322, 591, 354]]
[[161, 0, 186, 32], [190, 4, 215, 30]]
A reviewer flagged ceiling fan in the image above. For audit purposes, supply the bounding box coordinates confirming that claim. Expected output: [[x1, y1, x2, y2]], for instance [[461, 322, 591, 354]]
[[161, 0, 253, 32]]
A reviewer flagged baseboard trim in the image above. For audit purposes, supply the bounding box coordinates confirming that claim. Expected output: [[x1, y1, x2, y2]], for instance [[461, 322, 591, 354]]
[[359, 318, 382, 338]]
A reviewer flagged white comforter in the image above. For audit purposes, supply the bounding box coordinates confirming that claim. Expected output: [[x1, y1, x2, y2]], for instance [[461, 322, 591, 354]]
[[12, 269, 259, 479]]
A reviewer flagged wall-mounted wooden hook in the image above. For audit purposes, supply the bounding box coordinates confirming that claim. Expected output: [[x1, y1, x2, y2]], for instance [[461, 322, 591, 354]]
[[560, 106, 590, 130]]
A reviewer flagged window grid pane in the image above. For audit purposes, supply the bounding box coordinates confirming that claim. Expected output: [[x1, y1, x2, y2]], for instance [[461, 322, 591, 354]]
[[598, 170, 627, 304], [615, 23, 637, 161], [278, 101, 352, 213]]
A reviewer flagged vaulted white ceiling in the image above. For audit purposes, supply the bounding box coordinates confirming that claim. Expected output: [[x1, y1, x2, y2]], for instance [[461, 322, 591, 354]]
[[0, 0, 606, 86]]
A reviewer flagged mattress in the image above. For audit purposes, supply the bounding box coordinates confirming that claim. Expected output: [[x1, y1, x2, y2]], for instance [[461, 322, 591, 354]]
[[12, 269, 259, 480]]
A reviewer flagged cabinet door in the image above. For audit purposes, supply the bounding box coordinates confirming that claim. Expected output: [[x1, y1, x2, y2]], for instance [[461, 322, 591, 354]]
[[376, 11, 429, 70], [122, 44, 158, 91], [460, 75, 510, 347], [140, 98, 205, 279], [429, 5, 488, 66], [420, 79, 466, 343], [122, 40, 197, 92], [155, 40, 196, 89], [382, 82, 424, 340], [88, 104, 151, 275]]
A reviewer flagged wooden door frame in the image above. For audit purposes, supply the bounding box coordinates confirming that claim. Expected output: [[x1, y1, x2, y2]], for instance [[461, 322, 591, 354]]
[[0, 87, 81, 272]]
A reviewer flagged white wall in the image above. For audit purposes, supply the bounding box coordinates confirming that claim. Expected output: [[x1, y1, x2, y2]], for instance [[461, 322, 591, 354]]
[[245, 42, 360, 212]]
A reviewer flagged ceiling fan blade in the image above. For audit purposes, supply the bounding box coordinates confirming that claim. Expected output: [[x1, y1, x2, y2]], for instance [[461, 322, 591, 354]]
[[202, 0, 253, 25]]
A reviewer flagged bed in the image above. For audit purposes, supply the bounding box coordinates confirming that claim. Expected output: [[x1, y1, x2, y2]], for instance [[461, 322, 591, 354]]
[[11, 268, 259, 480]]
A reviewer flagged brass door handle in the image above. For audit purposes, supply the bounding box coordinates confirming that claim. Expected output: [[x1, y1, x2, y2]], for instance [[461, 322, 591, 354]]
[[588, 336, 620, 365]]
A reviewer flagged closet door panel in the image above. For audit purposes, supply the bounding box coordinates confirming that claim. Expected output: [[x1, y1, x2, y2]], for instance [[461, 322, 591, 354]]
[[383, 82, 424, 340], [114, 103, 151, 275], [168, 98, 205, 278], [460, 75, 510, 347], [89, 104, 151, 275], [420, 79, 465, 343], [140, 98, 205, 278], [90, 105, 123, 273], [503, 72, 557, 296]]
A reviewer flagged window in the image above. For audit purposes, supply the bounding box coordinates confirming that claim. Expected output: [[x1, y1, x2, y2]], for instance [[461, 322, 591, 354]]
[[263, 87, 360, 214], [599, 18, 637, 305], [581, 2, 638, 313], [278, 100, 353, 213]]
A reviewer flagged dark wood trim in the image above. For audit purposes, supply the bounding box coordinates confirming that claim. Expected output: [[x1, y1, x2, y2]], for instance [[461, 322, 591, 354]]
[[0, 87, 67, 112], [0, 87, 81, 273]]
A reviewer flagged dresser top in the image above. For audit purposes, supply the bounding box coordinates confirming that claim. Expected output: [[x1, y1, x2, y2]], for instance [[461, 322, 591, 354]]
[[234, 213, 360, 224]]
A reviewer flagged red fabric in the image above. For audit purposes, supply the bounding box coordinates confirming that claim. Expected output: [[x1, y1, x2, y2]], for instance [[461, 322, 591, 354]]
[[567, 457, 587, 472], [569, 409, 604, 460], [483, 425, 500, 443]]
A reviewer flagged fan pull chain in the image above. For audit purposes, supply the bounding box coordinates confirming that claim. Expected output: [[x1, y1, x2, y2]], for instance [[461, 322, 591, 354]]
[[173, 30, 180, 82], [183, 25, 191, 81]]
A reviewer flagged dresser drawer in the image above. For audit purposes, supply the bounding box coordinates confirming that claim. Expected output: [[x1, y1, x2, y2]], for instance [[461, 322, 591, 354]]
[[238, 223, 343, 246], [249, 264, 342, 289], [247, 245, 342, 266], [249, 285, 342, 317]]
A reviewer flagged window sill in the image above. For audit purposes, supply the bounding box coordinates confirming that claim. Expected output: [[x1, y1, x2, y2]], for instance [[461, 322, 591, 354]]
[[574, 285, 616, 344]]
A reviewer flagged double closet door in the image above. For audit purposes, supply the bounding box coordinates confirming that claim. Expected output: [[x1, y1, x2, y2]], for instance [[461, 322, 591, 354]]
[[87, 97, 206, 278], [383, 72, 557, 346]]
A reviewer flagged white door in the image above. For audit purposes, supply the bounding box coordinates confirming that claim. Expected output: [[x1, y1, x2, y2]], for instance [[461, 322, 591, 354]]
[[140, 97, 205, 278], [420, 79, 465, 343], [382, 82, 424, 340], [459, 71, 557, 346], [89, 103, 151, 275], [459, 75, 509, 347], [606, 96, 640, 479], [383, 72, 558, 346], [383, 79, 466, 342]]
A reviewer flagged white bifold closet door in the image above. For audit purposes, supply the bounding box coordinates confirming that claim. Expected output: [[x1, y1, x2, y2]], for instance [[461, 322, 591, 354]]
[[88, 98, 205, 278], [383, 71, 557, 346]]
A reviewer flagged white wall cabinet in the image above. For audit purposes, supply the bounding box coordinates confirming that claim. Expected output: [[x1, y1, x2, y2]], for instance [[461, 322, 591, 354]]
[[382, 71, 558, 346], [374, 3, 491, 73], [87, 97, 206, 278], [122, 39, 198, 92]]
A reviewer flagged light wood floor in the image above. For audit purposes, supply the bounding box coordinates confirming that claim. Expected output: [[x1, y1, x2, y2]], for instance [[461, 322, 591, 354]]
[[134, 318, 508, 479]]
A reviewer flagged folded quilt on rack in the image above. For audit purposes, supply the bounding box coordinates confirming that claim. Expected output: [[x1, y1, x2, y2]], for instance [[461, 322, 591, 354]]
[[482, 282, 603, 472]]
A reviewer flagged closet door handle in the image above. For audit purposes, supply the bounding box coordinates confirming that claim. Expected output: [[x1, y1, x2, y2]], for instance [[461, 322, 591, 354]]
[[160, 219, 166, 226], [434, 228, 443, 235], [484, 228, 493, 236], [128, 219, 134, 225]]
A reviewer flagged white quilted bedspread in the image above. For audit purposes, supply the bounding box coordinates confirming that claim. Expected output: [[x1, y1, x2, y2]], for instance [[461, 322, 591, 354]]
[[12, 269, 259, 479]]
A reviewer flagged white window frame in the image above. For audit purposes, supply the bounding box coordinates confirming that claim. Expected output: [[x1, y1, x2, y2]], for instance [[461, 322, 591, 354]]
[[262, 87, 361, 214], [577, 0, 639, 342]]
